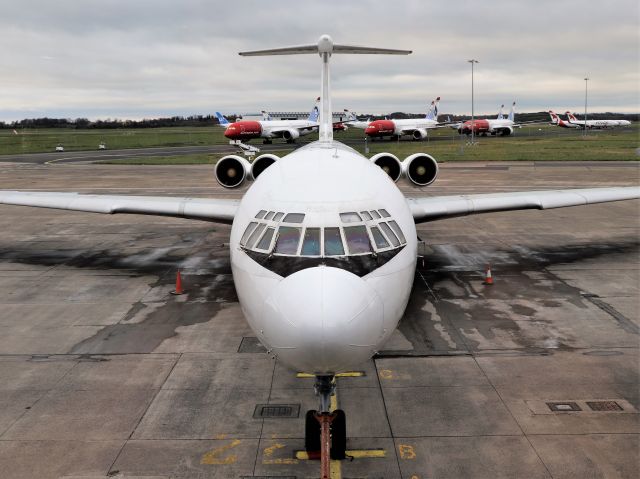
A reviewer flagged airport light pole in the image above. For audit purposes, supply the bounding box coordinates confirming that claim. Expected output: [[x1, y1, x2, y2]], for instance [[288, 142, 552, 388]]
[[583, 77, 589, 137], [468, 59, 479, 144]]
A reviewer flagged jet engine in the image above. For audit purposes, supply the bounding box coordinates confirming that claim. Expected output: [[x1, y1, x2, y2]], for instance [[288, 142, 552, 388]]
[[370, 152, 402, 182], [498, 126, 513, 136], [282, 129, 300, 143], [251, 154, 279, 180], [403, 153, 438, 186], [214, 155, 251, 188], [412, 129, 428, 140]]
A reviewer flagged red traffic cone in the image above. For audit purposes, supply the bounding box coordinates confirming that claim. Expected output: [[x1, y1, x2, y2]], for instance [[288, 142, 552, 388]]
[[483, 265, 494, 285], [171, 270, 185, 295]]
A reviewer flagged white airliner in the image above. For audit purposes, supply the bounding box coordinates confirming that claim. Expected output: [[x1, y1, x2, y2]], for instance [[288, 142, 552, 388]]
[[458, 102, 520, 136], [1, 35, 639, 454], [549, 110, 581, 128], [565, 111, 632, 129], [364, 97, 443, 140], [215, 99, 320, 144]]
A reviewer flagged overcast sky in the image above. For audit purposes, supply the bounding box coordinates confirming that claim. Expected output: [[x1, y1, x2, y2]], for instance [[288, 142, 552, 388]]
[[1, 0, 638, 121]]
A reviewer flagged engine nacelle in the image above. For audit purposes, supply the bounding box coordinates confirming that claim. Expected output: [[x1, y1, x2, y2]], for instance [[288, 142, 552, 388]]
[[370, 152, 402, 182], [412, 129, 428, 140], [251, 154, 279, 180], [498, 126, 513, 136], [282, 129, 300, 142], [214, 155, 251, 188], [403, 153, 438, 186]]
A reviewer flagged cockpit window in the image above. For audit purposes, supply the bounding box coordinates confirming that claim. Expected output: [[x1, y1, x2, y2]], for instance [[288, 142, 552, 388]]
[[370, 210, 381, 219], [388, 220, 406, 244], [340, 212, 361, 223], [360, 211, 373, 221], [379, 222, 400, 247], [370, 226, 390, 249], [379, 209, 391, 218], [301, 228, 321, 256], [240, 221, 258, 246], [274, 226, 301, 254], [343, 225, 372, 254], [246, 223, 267, 249], [255, 210, 267, 219], [256, 227, 275, 250], [324, 227, 345, 256], [264, 211, 275, 221], [283, 213, 305, 223], [273, 212, 284, 221]]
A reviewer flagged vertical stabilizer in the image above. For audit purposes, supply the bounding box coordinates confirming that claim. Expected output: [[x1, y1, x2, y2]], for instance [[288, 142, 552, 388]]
[[508, 102, 516, 122], [215, 112, 230, 126], [239, 35, 411, 143], [425, 97, 441, 121], [308, 97, 320, 122], [497, 104, 505, 120]]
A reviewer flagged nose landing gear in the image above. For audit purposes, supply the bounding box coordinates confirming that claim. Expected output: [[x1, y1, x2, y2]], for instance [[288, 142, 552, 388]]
[[305, 375, 347, 478]]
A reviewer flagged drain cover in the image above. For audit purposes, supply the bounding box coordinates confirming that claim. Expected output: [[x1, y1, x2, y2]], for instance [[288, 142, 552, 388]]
[[253, 404, 300, 419], [547, 402, 582, 412], [586, 401, 623, 411]]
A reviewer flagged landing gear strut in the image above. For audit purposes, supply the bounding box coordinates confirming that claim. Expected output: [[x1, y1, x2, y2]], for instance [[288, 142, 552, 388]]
[[304, 375, 347, 478]]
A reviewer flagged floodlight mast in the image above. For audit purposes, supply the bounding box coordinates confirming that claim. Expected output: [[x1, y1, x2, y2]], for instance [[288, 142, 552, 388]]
[[239, 34, 411, 144]]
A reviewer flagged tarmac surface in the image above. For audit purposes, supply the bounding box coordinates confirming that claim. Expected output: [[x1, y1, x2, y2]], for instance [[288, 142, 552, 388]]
[[0, 160, 638, 478]]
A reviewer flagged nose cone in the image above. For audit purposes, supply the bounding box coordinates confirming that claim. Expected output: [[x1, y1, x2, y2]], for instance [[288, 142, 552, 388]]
[[224, 124, 238, 139], [365, 123, 379, 135], [261, 267, 384, 374]]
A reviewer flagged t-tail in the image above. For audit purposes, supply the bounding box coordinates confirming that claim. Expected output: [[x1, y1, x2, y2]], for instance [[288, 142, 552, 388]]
[[425, 97, 441, 121], [508, 102, 516, 122], [239, 35, 411, 143], [215, 112, 230, 126], [307, 97, 320, 122], [497, 104, 505, 120]]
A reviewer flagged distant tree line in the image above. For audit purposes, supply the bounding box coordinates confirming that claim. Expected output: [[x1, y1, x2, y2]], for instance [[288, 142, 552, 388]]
[[0, 114, 240, 130], [0, 112, 637, 129]]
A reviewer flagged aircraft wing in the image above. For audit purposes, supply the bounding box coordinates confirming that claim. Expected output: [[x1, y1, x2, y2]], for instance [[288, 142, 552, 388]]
[[407, 187, 640, 223], [0, 191, 239, 224]]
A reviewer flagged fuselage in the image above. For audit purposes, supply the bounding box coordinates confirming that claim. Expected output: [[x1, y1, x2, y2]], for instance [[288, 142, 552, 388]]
[[228, 139, 417, 374], [568, 119, 631, 129], [224, 119, 317, 140], [365, 118, 438, 139], [459, 118, 514, 135]]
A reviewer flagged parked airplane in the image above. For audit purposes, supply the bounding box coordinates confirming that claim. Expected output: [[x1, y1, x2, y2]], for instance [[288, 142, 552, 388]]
[[216, 99, 320, 144], [343, 109, 371, 130], [364, 97, 443, 140], [549, 110, 581, 128], [1, 35, 638, 464], [565, 111, 632, 129], [458, 102, 521, 136]]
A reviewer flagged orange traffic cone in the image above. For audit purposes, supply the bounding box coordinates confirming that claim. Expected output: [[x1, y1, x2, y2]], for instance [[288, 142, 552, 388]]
[[171, 270, 185, 295], [483, 265, 494, 285]]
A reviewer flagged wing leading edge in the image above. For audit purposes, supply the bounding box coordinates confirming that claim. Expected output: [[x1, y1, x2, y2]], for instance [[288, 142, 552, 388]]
[[0, 191, 239, 224], [408, 187, 640, 223]]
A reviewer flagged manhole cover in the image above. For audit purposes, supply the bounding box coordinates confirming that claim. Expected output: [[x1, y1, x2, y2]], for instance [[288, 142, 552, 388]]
[[238, 336, 267, 353], [253, 404, 300, 419], [586, 401, 623, 411], [547, 402, 582, 412]]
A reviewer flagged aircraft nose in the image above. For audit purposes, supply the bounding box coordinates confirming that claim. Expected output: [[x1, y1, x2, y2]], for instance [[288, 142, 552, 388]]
[[260, 266, 384, 374], [365, 123, 378, 135], [224, 125, 236, 138]]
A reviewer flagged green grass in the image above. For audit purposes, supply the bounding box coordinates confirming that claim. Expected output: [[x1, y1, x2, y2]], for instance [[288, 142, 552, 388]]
[[1, 123, 638, 162]]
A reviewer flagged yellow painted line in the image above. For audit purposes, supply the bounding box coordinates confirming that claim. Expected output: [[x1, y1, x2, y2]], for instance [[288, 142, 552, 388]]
[[200, 439, 241, 465], [331, 458, 342, 478], [295, 449, 386, 460], [330, 393, 338, 412], [296, 371, 364, 378]]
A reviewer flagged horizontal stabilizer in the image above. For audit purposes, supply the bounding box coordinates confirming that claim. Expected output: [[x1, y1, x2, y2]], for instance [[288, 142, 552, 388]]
[[240, 44, 411, 56]]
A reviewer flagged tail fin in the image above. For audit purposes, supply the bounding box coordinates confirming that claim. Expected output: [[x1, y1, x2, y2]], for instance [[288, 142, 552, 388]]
[[344, 109, 357, 122], [239, 35, 411, 142], [508, 102, 516, 122], [548, 110, 560, 124], [215, 112, 230, 126], [566, 111, 578, 122], [261, 110, 272, 121], [307, 97, 320, 122], [497, 104, 505, 120], [425, 97, 440, 120]]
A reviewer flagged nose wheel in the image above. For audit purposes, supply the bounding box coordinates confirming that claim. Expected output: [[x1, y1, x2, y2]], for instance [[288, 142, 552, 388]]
[[305, 375, 347, 477]]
